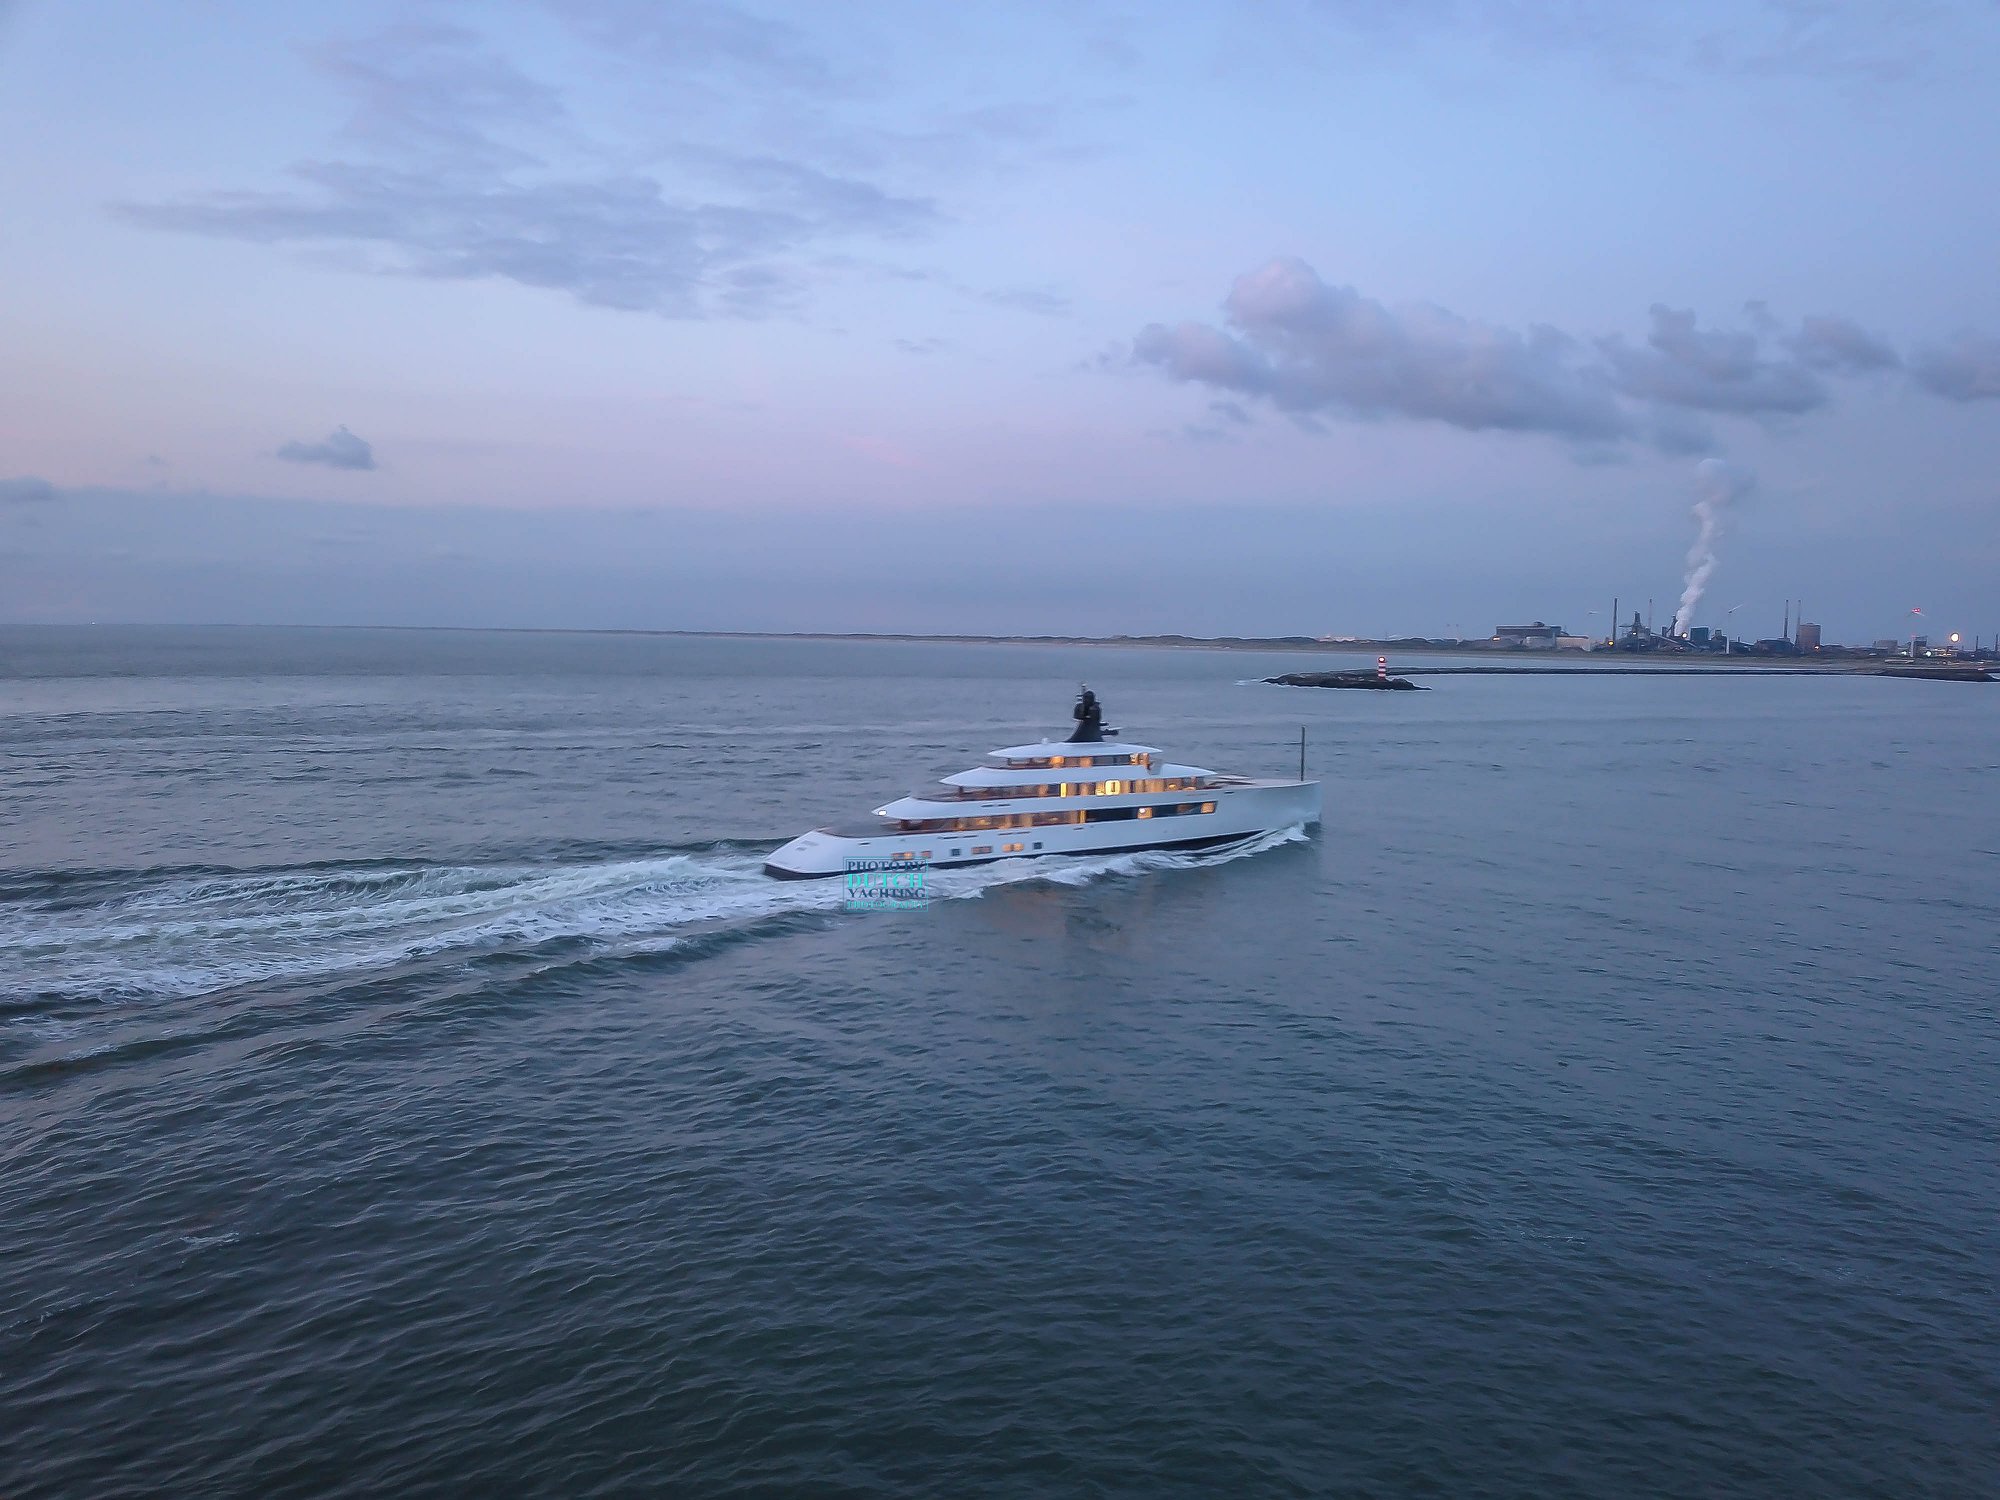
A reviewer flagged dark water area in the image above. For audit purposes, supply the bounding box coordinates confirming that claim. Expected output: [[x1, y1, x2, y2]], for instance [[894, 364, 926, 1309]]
[[3, 624, 1996, 1497]]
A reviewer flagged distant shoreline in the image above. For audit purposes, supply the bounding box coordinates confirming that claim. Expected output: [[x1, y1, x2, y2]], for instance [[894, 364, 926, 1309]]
[[681, 629, 1888, 670], [4, 621, 1947, 671]]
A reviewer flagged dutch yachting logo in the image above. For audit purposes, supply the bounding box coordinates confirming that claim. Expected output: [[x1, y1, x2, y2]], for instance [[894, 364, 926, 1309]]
[[845, 857, 930, 912]]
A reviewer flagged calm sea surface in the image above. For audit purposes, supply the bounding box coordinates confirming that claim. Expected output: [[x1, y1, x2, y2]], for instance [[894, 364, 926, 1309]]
[[3, 625, 1996, 1498]]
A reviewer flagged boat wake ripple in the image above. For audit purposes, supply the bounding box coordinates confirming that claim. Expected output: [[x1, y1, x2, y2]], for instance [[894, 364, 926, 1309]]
[[1, 827, 1309, 1007]]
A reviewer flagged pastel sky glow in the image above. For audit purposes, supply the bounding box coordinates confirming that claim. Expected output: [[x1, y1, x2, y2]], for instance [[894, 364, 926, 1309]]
[[4, 0, 1998, 640]]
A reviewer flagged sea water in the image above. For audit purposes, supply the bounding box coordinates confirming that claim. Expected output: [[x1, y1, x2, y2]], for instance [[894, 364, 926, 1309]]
[[3, 626, 1996, 1496]]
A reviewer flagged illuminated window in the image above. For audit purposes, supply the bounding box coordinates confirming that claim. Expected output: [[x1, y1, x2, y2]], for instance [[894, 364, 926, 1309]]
[[1102, 779, 1122, 795], [1002, 842, 1024, 853], [971, 845, 992, 855], [1201, 801, 1216, 813], [1050, 755, 1066, 768], [1136, 806, 1152, 819]]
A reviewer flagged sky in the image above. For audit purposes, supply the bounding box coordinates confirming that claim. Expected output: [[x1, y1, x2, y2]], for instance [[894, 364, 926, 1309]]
[[3, 0, 1998, 642]]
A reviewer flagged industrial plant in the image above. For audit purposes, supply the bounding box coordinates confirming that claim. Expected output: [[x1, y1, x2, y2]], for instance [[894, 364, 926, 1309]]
[[1473, 602, 1995, 660]]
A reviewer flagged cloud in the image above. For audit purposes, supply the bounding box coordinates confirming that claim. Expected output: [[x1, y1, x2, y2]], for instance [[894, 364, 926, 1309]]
[[115, 22, 935, 319], [278, 426, 377, 470], [316, 22, 567, 172], [1599, 305, 1827, 415], [543, 0, 834, 90], [0, 475, 57, 504], [1911, 334, 2000, 401], [1135, 257, 1630, 444], [1135, 257, 1987, 457], [1790, 314, 1901, 373], [977, 285, 1073, 317], [1305, 0, 1953, 87]]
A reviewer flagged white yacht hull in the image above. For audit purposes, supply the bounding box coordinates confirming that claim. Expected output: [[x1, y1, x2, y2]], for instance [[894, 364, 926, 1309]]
[[764, 779, 1319, 880]]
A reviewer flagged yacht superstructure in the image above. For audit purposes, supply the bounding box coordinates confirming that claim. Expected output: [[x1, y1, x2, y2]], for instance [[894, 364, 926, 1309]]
[[763, 688, 1320, 879]]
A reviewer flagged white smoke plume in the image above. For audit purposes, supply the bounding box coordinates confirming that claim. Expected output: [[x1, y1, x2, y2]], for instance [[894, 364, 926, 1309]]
[[1671, 458, 1754, 635]]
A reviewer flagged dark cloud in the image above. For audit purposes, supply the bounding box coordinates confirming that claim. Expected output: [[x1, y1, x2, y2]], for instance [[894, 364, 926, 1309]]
[[1136, 257, 1977, 457], [1910, 334, 2000, 401], [0, 476, 57, 504], [116, 22, 933, 319], [278, 426, 376, 470]]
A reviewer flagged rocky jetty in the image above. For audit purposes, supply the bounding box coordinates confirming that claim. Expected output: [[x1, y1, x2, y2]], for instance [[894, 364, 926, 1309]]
[[1267, 671, 1426, 691], [1874, 664, 1994, 682]]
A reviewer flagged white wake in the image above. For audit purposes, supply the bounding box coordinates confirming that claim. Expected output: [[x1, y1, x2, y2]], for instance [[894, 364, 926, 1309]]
[[1, 827, 1310, 1004]]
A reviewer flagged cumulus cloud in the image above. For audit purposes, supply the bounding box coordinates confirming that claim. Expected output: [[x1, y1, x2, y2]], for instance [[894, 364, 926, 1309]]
[[1599, 305, 1826, 415], [278, 426, 377, 470], [1135, 257, 1629, 443], [1136, 257, 1989, 456], [1911, 334, 2000, 401], [0, 475, 57, 503]]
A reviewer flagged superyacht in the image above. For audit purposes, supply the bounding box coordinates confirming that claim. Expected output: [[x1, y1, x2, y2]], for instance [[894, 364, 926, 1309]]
[[763, 688, 1320, 879]]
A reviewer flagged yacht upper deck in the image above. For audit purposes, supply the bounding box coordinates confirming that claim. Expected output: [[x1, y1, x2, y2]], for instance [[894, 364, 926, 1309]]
[[985, 739, 1161, 769]]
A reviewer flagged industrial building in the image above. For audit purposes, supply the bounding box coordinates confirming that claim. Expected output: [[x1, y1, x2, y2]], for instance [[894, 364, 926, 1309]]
[[1493, 623, 1564, 649]]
